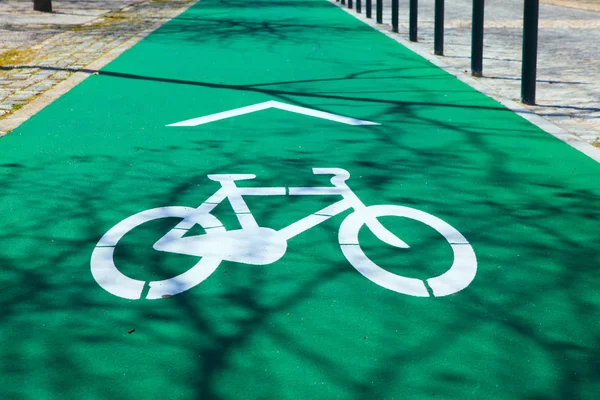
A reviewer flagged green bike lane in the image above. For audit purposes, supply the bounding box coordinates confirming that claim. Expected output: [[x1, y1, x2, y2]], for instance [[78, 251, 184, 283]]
[[1, 0, 599, 398]]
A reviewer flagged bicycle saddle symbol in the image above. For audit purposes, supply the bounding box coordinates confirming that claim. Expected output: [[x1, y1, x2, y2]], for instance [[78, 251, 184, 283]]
[[91, 168, 477, 299]]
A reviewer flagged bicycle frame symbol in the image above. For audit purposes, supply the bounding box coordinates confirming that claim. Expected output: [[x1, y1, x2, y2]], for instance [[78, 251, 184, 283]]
[[91, 168, 477, 300]]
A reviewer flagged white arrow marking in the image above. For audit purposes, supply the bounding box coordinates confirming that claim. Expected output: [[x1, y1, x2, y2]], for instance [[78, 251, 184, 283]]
[[167, 100, 380, 127]]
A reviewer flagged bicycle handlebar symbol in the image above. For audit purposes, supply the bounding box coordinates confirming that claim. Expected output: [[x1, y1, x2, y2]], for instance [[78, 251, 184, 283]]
[[91, 168, 477, 299]]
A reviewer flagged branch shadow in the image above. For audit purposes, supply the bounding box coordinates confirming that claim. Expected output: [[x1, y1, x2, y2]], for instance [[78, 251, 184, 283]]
[[0, 0, 599, 399]]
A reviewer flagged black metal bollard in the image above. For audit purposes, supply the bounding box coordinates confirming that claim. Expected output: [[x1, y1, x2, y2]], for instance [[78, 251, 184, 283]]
[[357, 0, 362, 13], [376, 0, 383, 24], [33, 0, 52, 12], [434, 0, 444, 55], [522, 0, 539, 105], [392, 0, 399, 32], [348, 0, 353, 9], [409, 0, 418, 42], [471, 0, 485, 77], [366, 0, 372, 18]]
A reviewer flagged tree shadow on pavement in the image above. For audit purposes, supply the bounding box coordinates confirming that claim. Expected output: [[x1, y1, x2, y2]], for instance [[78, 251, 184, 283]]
[[1, 0, 599, 399]]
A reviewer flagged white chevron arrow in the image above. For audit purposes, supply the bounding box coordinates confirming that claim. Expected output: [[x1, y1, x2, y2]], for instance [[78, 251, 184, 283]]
[[167, 100, 379, 127]]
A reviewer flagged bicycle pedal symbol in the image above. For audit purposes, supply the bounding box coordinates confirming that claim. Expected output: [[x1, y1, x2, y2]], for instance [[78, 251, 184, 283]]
[[91, 168, 477, 299]]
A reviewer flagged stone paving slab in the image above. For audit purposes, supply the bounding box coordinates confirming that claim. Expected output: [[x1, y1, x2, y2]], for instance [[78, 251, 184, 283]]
[[0, 0, 196, 127], [355, 0, 600, 146], [545, 0, 600, 12], [0, 1, 146, 50]]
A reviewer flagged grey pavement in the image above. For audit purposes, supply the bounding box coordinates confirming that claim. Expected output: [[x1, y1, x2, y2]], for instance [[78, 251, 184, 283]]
[[0, 0, 195, 129], [360, 0, 600, 145], [0, 1, 146, 49]]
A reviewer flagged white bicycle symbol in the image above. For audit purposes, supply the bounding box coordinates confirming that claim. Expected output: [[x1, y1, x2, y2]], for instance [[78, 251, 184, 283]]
[[91, 168, 477, 300]]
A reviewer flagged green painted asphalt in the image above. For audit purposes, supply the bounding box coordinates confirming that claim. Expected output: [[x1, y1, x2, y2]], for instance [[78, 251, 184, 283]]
[[1, 0, 599, 398]]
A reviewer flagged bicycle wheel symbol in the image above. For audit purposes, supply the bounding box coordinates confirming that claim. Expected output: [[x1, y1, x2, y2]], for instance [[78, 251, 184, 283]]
[[339, 205, 477, 297], [91, 168, 477, 300], [91, 206, 225, 300]]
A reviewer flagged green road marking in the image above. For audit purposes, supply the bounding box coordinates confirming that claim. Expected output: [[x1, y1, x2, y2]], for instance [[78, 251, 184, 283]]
[[1, 0, 599, 398]]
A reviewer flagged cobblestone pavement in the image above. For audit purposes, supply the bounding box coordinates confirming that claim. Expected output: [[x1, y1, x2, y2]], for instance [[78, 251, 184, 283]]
[[353, 0, 600, 145], [1, 0, 599, 148], [0, 0, 195, 131]]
